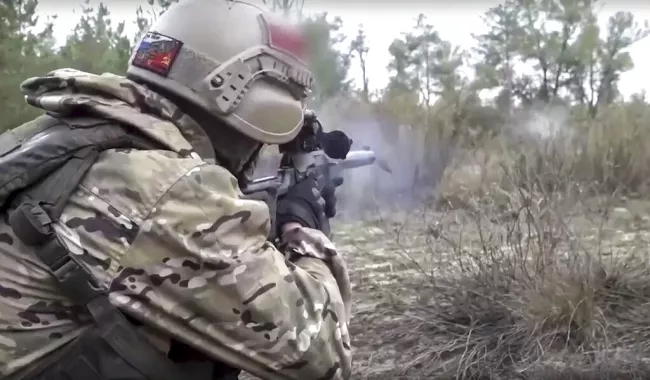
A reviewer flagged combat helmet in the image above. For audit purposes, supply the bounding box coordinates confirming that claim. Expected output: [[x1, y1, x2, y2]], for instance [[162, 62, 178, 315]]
[[126, 0, 314, 145]]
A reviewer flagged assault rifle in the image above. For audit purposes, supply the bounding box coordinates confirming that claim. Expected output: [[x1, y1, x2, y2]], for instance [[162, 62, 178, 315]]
[[241, 110, 378, 197]]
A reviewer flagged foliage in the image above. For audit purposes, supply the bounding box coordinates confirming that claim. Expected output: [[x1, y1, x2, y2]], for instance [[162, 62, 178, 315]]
[[58, 1, 131, 74], [349, 26, 369, 101], [0, 0, 60, 128], [301, 13, 352, 103], [387, 14, 466, 105]]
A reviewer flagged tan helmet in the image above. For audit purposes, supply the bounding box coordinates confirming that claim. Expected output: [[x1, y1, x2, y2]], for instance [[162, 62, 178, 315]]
[[126, 0, 314, 145]]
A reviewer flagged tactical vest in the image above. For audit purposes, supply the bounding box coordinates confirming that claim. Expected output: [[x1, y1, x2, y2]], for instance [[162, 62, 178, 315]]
[[0, 114, 240, 380]]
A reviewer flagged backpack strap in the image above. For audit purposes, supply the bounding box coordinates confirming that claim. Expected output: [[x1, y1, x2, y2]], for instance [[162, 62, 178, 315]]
[[8, 144, 103, 305], [5, 117, 207, 380]]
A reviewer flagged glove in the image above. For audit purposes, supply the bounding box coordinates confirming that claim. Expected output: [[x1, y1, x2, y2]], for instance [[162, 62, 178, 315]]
[[321, 177, 342, 218], [276, 174, 334, 237]]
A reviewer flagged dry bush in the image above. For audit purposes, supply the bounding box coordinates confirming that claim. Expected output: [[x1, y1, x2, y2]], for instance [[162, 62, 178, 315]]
[[447, 101, 650, 199], [571, 103, 650, 194]]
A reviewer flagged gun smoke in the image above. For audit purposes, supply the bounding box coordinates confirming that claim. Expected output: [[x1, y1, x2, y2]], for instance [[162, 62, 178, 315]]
[[252, 105, 458, 221]]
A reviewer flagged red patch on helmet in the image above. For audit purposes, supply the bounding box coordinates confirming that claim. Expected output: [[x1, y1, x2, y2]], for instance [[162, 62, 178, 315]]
[[131, 32, 182, 77], [266, 22, 306, 60]]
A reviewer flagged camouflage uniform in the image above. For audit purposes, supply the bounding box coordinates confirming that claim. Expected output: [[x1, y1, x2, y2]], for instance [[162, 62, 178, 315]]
[[0, 69, 352, 380]]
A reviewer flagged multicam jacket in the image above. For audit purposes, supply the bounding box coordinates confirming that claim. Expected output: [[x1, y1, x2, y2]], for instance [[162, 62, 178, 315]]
[[0, 69, 352, 380]]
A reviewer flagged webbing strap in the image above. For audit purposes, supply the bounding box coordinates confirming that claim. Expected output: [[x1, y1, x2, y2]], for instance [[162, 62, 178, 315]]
[[9, 146, 104, 306], [7, 128, 207, 380], [88, 297, 202, 380]]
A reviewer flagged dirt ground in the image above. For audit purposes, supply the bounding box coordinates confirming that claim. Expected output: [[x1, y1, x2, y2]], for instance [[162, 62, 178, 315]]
[[335, 217, 436, 379]]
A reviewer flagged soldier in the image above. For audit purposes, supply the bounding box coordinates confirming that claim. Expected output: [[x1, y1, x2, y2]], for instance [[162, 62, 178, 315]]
[[0, 0, 352, 379]]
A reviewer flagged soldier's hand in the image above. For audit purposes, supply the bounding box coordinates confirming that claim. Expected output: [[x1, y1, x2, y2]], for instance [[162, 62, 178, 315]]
[[276, 174, 331, 237], [321, 177, 343, 218]]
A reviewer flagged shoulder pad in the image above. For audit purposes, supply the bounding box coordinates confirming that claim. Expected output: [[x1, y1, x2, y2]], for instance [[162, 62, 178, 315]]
[[0, 115, 62, 157], [0, 115, 162, 209]]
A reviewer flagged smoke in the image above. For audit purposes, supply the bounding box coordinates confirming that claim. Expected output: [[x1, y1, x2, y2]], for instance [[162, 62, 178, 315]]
[[251, 98, 459, 222], [329, 118, 415, 218], [517, 104, 572, 142], [316, 100, 455, 220], [504, 103, 575, 157]]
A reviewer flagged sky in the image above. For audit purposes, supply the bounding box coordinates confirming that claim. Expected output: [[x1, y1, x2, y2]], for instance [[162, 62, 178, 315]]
[[35, 0, 650, 98]]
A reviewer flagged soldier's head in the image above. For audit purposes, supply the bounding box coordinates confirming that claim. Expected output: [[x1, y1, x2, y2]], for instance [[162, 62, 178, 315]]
[[126, 0, 313, 182]]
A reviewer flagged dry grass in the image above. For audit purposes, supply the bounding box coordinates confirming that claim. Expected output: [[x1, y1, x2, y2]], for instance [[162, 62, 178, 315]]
[[351, 185, 650, 379], [438, 100, 650, 199]]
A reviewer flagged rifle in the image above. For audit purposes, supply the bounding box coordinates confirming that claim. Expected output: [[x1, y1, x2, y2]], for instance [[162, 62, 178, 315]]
[[242, 110, 378, 197]]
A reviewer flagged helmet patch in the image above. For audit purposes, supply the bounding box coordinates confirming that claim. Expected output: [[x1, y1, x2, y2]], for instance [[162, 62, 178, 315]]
[[132, 32, 183, 77], [265, 20, 306, 61]]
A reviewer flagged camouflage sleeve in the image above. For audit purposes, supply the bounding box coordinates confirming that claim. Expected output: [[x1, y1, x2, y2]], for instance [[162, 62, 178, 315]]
[[114, 163, 352, 380]]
